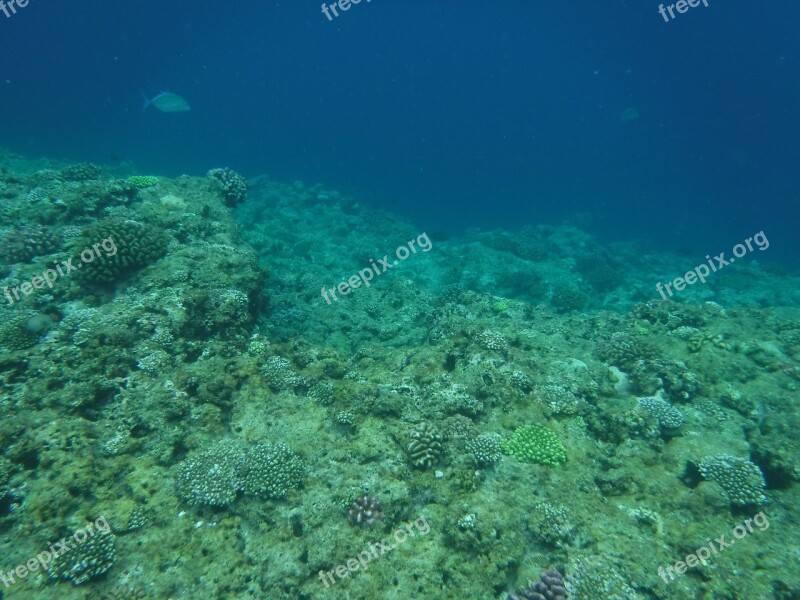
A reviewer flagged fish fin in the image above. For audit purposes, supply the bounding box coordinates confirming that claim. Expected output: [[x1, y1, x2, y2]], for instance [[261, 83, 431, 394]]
[[140, 91, 151, 111]]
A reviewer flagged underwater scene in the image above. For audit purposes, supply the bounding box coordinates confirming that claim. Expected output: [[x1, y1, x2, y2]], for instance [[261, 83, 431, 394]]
[[1, 2, 799, 599]]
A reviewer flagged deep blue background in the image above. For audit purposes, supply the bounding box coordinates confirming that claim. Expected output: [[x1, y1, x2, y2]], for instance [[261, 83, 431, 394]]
[[1, 1, 798, 263]]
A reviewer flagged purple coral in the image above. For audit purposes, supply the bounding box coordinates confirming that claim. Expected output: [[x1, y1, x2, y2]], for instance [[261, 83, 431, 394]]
[[348, 495, 383, 526], [508, 569, 567, 600]]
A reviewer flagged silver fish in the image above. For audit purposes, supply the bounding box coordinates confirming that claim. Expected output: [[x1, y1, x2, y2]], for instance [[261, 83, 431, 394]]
[[141, 91, 191, 112]]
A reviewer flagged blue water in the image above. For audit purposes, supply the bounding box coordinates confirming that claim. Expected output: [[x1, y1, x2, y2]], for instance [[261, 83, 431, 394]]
[[1, 1, 798, 259]]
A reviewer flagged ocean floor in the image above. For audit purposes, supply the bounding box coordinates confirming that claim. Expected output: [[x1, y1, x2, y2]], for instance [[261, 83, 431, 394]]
[[1, 148, 799, 599]]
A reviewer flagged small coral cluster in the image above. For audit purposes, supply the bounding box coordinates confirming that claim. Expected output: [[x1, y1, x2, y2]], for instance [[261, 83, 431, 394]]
[[407, 422, 443, 469], [176, 441, 305, 506], [2, 224, 61, 263], [261, 355, 303, 391], [501, 425, 567, 466], [126, 175, 160, 188], [550, 285, 587, 313], [637, 394, 684, 430], [45, 530, 116, 585], [698, 454, 766, 506], [508, 568, 567, 600], [466, 433, 503, 467], [73, 218, 167, 283], [59, 162, 104, 181], [208, 167, 248, 207], [348, 495, 383, 526], [596, 332, 658, 372], [0, 312, 49, 351], [565, 557, 638, 600]]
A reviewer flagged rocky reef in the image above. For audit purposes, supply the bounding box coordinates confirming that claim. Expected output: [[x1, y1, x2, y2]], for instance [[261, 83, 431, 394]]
[[0, 149, 798, 599]]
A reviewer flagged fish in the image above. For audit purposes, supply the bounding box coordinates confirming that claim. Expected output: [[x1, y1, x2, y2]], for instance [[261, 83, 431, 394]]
[[620, 106, 640, 122], [141, 91, 191, 112]]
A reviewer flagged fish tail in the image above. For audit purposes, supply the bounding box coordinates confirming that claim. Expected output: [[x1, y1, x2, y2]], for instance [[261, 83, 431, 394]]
[[140, 91, 151, 111]]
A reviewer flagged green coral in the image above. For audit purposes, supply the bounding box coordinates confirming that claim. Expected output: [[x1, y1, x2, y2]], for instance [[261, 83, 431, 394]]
[[491, 300, 510, 313], [126, 175, 160, 188], [501, 425, 567, 466]]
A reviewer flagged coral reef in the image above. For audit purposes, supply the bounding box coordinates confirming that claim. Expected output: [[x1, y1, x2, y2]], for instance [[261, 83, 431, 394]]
[[550, 285, 588, 313], [240, 443, 306, 499], [0, 311, 49, 351], [565, 557, 638, 600], [58, 162, 104, 181], [0, 153, 798, 600], [597, 331, 658, 372]]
